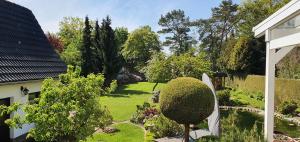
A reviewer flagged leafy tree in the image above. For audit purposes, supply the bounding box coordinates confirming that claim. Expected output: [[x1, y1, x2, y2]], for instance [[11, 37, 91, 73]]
[[195, 0, 289, 74], [238, 0, 290, 37], [0, 66, 113, 142], [114, 27, 129, 68], [58, 17, 84, 66], [142, 52, 171, 91], [168, 52, 212, 79], [195, 0, 238, 71], [160, 77, 214, 142], [223, 0, 289, 74], [46, 32, 64, 53], [158, 9, 193, 55], [114, 27, 129, 51], [122, 26, 160, 71], [101, 16, 122, 85], [61, 43, 82, 67], [143, 51, 211, 90], [81, 16, 94, 76]]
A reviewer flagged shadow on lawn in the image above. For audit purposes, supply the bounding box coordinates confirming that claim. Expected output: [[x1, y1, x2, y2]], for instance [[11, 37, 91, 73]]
[[104, 89, 150, 98]]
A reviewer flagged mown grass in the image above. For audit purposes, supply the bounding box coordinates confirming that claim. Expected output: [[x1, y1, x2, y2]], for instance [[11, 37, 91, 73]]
[[99, 82, 166, 121], [230, 89, 264, 109], [85, 123, 144, 142]]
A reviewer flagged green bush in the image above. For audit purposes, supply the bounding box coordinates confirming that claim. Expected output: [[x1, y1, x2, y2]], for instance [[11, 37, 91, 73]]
[[144, 115, 184, 138], [160, 77, 215, 124], [198, 111, 264, 142], [217, 90, 231, 106], [160, 77, 215, 142], [0, 66, 113, 142], [278, 101, 298, 115]]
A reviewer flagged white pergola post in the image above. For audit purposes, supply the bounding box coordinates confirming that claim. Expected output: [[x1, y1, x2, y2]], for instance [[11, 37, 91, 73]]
[[264, 30, 296, 141], [252, 1, 300, 141], [264, 30, 275, 141]]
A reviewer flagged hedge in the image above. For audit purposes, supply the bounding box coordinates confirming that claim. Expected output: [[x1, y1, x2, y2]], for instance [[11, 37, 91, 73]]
[[226, 75, 300, 106]]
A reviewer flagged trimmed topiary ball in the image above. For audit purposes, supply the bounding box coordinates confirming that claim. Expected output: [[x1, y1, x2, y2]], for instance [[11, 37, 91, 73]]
[[160, 77, 215, 124]]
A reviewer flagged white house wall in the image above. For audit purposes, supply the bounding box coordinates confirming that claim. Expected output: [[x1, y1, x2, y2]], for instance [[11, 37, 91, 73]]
[[0, 80, 43, 139]]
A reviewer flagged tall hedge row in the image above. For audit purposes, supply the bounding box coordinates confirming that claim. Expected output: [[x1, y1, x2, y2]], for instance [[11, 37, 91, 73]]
[[226, 75, 300, 106]]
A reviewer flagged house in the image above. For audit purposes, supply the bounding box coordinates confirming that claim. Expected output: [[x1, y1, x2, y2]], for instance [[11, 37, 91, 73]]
[[0, 1, 67, 141]]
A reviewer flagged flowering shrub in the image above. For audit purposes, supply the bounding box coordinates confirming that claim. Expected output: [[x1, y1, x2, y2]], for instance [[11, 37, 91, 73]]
[[130, 102, 159, 124]]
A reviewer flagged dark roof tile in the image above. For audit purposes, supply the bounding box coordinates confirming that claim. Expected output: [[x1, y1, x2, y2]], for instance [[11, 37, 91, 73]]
[[0, 1, 67, 84]]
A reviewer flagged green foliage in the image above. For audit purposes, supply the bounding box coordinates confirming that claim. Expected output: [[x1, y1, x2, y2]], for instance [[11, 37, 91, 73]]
[[160, 77, 214, 124], [217, 89, 231, 106], [238, 0, 289, 37], [143, 52, 212, 87], [277, 47, 300, 79], [142, 52, 171, 83], [1, 66, 113, 142], [58, 17, 84, 66], [101, 16, 122, 85], [144, 114, 184, 138], [158, 9, 193, 55], [219, 0, 289, 74], [130, 102, 159, 124], [114, 27, 129, 51], [278, 101, 298, 116], [106, 80, 118, 94], [122, 26, 160, 70], [226, 36, 266, 74], [199, 111, 264, 142], [195, 0, 289, 74], [195, 0, 238, 71], [81, 16, 95, 76], [168, 52, 212, 79], [114, 27, 129, 68], [92, 20, 104, 74], [230, 89, 264, 109]]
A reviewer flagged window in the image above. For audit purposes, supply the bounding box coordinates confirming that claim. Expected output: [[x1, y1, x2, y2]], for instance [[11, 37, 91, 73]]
[[28, 92, 40, 104]]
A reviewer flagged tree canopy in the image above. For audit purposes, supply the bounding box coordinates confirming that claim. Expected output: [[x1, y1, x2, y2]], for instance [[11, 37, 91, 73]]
[[158, 9, 193, 55], [122, 26, 160, 71], [101, 16, 122, 85], [0, 66, 113, 142], [58, 17, 84, 67]]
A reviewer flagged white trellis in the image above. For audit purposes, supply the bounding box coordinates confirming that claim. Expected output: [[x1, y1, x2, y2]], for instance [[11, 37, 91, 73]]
[[252, 0, 300, 141]]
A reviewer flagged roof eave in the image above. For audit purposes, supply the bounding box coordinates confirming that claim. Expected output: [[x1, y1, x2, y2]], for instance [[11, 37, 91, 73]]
[[252, 0, 300, 38]]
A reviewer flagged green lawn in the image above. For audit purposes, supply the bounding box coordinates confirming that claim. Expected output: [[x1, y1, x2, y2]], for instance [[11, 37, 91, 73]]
[[100, 82, 166, 121], [230, 89, 264, 109], [85, 123, 144, 142], [86, 82, 165, 142]]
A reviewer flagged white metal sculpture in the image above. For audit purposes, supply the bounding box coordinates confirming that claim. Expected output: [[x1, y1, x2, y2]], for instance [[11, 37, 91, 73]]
[[189, 73, 220, 140], [202, 73, 220, 137]]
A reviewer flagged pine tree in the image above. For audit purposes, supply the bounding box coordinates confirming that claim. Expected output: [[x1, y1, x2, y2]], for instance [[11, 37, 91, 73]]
[[93, 20, 104, 73], [158, 9, 193, 55], [81, 16, 93, 76], [101, 16, 122, 85]]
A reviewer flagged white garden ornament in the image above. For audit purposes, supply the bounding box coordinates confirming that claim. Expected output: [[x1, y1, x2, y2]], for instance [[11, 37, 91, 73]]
[[252, 0, 300, 141]]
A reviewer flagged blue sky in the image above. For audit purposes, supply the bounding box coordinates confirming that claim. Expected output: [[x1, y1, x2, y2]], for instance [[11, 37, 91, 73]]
[[8, 0, 240, 33]]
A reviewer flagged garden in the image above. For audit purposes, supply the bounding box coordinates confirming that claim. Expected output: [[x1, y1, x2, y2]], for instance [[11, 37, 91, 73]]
[[1, 0, 300, 142], [82, 81, 300, 142]]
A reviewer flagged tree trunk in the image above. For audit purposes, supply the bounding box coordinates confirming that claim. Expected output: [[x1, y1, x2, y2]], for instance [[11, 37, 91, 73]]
[[152, 82, 158, 91], [184, 123, 190, 142]]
